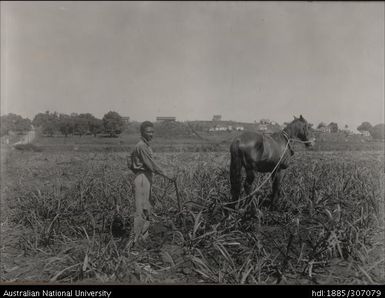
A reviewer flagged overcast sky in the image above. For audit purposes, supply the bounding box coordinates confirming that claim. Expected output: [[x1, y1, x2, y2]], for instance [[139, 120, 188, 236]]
[[1, 1, 384, 128]]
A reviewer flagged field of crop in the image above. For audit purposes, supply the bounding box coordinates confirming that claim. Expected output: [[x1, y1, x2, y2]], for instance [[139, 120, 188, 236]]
[[1, 139, 384, 285]]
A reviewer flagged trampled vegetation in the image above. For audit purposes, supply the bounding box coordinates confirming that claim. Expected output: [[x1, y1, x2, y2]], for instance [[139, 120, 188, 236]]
[[1, 148, 384, 284]]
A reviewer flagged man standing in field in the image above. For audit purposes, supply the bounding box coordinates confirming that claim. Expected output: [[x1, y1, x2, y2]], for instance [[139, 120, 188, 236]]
[[130, 121, 171, 247]]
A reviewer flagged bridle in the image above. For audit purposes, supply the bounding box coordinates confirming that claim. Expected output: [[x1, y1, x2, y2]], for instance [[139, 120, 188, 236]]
[[281, 130, 290, 142], [282, 129, 315, 145]]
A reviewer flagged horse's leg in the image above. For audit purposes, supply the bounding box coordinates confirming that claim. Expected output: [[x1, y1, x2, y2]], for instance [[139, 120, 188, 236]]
[[243, 168, 256, 213], [271, 170, 282, 210], [230, 144, 242, 209], [244, 168, 255, 196]]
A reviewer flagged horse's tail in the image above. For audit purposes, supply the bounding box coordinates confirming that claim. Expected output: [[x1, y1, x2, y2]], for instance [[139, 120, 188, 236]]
[[229, 139, 242, 206]]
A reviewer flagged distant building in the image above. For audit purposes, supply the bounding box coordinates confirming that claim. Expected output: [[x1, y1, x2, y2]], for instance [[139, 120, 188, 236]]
[[236, 126, 244, 131], [209, 125, 232, 132], [212, 115, 222, 121], [260, 119, 272, 125], [359, 130, 371, 137], [258, 124, 268, 131], [328, 122, 339, 133], [121, 116, 130, 124], [316, 127, 331, 133], [156, 116, 176, 122]]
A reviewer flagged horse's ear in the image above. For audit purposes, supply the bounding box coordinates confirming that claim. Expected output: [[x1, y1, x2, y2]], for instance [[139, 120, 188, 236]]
[[300, 115, 304, 120], [293, 115, 298, 120]]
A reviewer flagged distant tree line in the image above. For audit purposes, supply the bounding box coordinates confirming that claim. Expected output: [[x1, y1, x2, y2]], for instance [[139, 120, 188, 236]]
[[0, 113, 32, 137], [316, 122, 339, 133], [316, 121, 384, 139], [1, 112, 384, 140], [357, 122, 384, 140], [31, 111, 125, 137]]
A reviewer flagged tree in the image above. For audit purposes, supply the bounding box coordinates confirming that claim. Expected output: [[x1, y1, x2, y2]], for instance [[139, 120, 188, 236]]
[[15, 118, 32, 134], [78, 113, 99, 136], [102, 111, 124, 137], [317, 122, 327, 129], [72, 114, 88, 137], [32, 111, 59, 136], [0, 113, 31, 136], [73, 113, 104, 137], [89, 118, 104, 137], [357, 122, 373, 132], [370, 124, 385, 140], [58, 114, 73, 137], [32, 112, 48, 128]]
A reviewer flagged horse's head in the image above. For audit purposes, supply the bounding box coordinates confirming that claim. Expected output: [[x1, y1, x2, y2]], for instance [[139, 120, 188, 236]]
[[289, 115, 316, 148]]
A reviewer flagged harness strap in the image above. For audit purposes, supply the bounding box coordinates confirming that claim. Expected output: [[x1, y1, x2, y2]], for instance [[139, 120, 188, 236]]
[[282, 131, 294, 155]]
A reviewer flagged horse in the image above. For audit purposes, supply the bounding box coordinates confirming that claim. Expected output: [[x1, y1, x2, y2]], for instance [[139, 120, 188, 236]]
[[229, 115, 315, 210]]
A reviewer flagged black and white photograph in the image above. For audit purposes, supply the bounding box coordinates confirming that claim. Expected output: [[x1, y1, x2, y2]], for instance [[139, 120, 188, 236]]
[[1, 1, 384, 287]]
